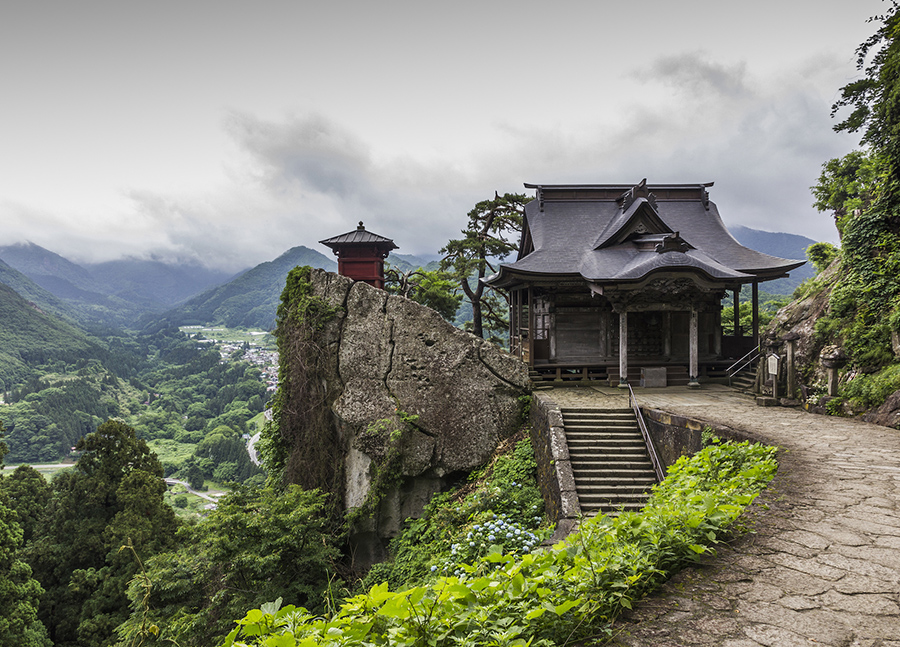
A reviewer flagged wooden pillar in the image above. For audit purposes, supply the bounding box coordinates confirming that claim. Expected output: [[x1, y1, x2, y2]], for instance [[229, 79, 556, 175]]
[[688, 307, 700, 388], [714, 306, 722, 357], [618, 310, 628, 387], [733, 288, 741, 338], [510, 290, 517, 357], [752, 281, 760, 345], [599, 310, 608, 357], [527, 288, 534, 366], [663, 312, 672, 358]]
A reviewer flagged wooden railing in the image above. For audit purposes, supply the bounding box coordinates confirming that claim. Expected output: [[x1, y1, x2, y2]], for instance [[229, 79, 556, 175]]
[[626, 383, 666, 482]]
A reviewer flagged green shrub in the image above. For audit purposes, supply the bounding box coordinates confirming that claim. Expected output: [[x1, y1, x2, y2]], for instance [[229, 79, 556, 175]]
[[358, 435, 546, 592], [223, 440, 777, 647], [806, 242, 839, 273], [840, 363, 900, 409]]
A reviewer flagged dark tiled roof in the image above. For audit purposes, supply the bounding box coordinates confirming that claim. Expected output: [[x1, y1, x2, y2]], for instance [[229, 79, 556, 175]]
[[487, 183, 804, 287], [319, 222, 398, 249]]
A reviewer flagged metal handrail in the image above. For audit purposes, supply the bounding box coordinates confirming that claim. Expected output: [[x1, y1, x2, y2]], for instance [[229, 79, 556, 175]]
[[626, 383, 665, 483], [726, 346, 761, 379]]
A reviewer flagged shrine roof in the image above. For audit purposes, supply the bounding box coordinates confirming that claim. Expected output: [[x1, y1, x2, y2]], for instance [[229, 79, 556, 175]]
[[487, 181, 804, 288], [319, 222, 398, 249]]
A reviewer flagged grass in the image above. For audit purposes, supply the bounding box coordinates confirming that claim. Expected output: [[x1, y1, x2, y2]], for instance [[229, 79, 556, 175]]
[[147, 439, 196, 466], [164, 479, 231, 519], [1, 461, 76, 479], [179, 325, 276, 349]]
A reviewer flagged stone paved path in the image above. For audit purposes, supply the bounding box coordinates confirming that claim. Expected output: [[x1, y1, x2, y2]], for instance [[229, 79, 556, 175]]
[[542, 384, 900, 647]]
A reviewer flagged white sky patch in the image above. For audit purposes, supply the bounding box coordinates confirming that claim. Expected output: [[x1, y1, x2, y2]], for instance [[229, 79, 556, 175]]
[[0, 0, 886, 268]]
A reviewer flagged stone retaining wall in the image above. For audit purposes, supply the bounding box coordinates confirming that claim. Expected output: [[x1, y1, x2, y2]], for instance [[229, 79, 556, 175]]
[[529, 393, 580, 537], [529, 394, 753, 536]]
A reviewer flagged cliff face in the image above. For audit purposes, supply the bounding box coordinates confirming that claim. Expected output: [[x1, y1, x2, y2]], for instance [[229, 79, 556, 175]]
[[765, 260, 840, 389], [764, 258, 900, 427], [272, 268, 530, 565]]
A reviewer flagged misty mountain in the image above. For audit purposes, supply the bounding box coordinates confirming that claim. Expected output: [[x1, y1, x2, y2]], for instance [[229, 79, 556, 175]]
[[386, 252, 441, 273], [0, 281, 108, 389], [729, 226, 816, 294], [0, 242, 238, 328], [0, 242, 98, 294], [149, 246, 336, 331], [0, 256, 84, 325], [86, 258, 235, 310]]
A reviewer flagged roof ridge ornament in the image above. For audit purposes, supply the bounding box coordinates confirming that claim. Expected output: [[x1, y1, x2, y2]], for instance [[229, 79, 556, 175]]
[[655, 231, 692, 254], [620, 178, 658, 212]]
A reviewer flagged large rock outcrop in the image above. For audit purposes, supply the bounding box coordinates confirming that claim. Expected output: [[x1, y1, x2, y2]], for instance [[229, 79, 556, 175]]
[[281, 269, 529, 565], [765, 260, 839, 388]]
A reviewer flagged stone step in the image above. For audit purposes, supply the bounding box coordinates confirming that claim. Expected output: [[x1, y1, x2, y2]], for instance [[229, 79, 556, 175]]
[[568, 449, 654, 459], [565, 429, 642, 439], [571, 465, 656, 477], [562, 419, 638, 428], [565, 437, 646, 447], [578, 492, 650, 503], [570, 448, 650, 459], [578, 495, 651, 510], [562, 415, 634, 422], [581, 502, 647, 513], [577, 484, 653, 496], [574, 475, 657, 485], [560, 407, 632, 415], [565, 436, 643, 446]]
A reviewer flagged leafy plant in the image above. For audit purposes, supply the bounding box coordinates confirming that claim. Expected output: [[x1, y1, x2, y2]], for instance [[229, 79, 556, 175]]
[[359, 435, 545, 592], [222, 440, 777, 647]]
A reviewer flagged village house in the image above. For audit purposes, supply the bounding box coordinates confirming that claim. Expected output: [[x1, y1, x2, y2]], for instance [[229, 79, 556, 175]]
[[486, 180, 804, 386]]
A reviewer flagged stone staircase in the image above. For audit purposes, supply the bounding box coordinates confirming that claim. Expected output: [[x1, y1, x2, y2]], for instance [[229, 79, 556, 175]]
[[561, 407, 658, 515], [729, 367, 756, 393]]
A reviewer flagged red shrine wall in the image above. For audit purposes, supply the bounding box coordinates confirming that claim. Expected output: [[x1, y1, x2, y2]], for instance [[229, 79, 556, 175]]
[[338, 258, 385, 289]]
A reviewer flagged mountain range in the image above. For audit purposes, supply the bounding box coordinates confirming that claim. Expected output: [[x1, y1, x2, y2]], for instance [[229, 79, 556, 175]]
[[0, 226, 817, 336]]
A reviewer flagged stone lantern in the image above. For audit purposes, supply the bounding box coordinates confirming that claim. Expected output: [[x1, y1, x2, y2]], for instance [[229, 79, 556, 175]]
[[820, 345, 848, 397]]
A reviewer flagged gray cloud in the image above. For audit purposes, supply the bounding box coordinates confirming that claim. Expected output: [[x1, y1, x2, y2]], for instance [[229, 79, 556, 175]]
[[645, 52, 751, 99], [1, 48, 855, 275]]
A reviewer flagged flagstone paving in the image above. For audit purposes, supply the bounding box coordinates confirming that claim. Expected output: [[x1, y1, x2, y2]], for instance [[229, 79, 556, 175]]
[[541, 384, 900, 647]]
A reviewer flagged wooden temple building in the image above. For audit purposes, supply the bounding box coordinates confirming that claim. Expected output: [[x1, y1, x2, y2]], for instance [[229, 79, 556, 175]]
[[320, 222, 398, 290], [485, 180, 804, 386]]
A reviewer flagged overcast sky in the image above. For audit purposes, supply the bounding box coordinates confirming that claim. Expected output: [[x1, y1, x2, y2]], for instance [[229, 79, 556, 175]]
[[0, 1, 887, 271]]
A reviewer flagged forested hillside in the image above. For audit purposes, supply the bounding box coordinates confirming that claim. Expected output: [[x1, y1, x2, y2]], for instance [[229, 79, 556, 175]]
[[150, 245, 336, 330], [0, 282, 108, 393], [729, 226, 816, 294], [0, 242, 236, 328], [0, 257, 84, 325]]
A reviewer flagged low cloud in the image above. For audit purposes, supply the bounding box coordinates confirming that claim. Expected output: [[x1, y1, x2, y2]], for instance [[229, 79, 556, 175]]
[[1, 50, 856, 273]]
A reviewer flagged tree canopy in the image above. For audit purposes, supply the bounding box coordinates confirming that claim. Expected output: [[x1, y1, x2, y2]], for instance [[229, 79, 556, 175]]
[[440, 192, 527, 340], [29, 420, 177, 647], [811, 3, 900, 370]]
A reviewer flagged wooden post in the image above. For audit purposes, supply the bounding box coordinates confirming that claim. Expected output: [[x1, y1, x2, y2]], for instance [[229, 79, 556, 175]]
[[714, 306, 722, 356], [752, 281, 760, 345], [733, 288, 741, 338], [663, 312, 672, 357], [618, 310, 628, 387], [527, 288, 534, 366], [688, 308, 700, 388], [786, 341, 796, 398]]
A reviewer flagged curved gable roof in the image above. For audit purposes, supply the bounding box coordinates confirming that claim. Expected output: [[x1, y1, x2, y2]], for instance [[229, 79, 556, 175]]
[[487, 182, 804, 288]]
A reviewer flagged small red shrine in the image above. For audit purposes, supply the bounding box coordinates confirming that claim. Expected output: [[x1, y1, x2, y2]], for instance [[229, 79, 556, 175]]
[[319, 222, 397, 289]]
